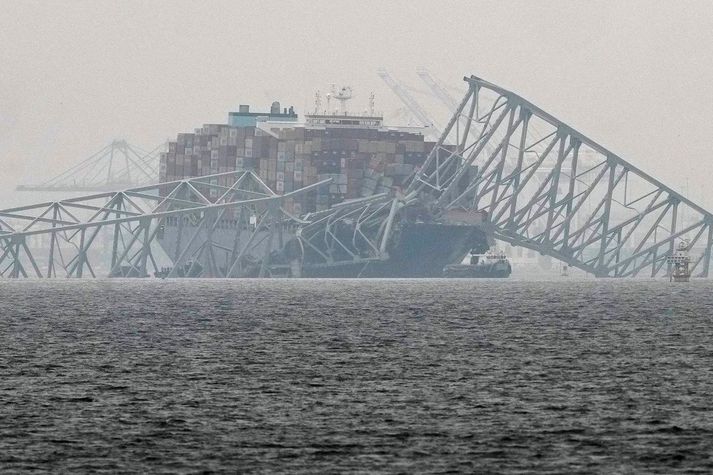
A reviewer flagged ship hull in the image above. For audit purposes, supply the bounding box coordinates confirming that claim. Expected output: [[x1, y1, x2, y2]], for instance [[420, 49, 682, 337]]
[[442, 262, 512, 278], [158, 222, 493, 278], [302, 223, 489, 278]]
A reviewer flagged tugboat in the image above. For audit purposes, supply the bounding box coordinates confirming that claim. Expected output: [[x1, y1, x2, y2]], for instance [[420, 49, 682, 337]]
[[442, 248, 512, 278], [667, 240, 691, 282]]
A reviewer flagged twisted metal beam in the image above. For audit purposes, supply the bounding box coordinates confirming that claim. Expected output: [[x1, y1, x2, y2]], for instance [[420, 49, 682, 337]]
[[0, 171, 328, 278], [408, 75, 713, 277]]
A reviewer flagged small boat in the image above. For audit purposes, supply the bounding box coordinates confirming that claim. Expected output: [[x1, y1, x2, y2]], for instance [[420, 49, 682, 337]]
[[442, 249, 512, 278]]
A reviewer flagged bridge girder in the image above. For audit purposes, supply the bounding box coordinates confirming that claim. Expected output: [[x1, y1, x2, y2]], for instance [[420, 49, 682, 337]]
[[407, 75, 713, 278], [0, 171, 328, 278], [3, 75, 711, 279]]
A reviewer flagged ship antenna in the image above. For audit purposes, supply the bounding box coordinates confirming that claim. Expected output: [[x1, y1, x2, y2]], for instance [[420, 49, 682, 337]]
[[328, 83, 336, 114], [332, 86, 353, 115], [369, 91, 375, 116], [314, 90, 321, 114]]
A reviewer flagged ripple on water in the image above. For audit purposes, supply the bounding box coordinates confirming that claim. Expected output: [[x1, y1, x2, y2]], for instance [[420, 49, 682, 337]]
[[1, 278, 713, 472]]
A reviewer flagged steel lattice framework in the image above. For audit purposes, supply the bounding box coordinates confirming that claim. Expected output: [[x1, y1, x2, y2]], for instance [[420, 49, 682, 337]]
[[406, 75, 713, 277], [297, 192, 395, 271], [0, 171, 325, 278], [2, 74, 711, 279]]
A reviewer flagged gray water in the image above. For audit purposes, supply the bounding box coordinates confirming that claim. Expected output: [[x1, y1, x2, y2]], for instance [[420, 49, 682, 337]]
[[1, 279, 713, 473]]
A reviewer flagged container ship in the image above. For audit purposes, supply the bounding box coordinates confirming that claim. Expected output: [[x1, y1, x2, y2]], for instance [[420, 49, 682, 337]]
[[158, 90, 504, 278]]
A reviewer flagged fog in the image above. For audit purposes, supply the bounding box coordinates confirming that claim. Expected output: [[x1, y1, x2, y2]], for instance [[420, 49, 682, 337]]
[[1, 0, 712, 208]]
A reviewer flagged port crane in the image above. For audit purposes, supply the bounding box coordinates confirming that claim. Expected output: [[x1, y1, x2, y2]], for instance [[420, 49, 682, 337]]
[[416, 68, 460, 112], [377, 68, 442, 138], [16, 140, 162, 193]]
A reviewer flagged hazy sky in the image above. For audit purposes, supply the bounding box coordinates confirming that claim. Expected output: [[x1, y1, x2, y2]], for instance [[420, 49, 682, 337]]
[[1, 0, 712, 208]]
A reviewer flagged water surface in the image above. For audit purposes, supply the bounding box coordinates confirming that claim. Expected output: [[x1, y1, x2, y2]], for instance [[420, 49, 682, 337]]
[[1, 279, 712, 472]]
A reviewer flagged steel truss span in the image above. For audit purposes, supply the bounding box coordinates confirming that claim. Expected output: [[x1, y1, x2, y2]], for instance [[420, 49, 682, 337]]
[[408, 75, 713, 278], [0, 171, 326, 278], [297, 192, 396, 270], [2, 75, 712, 279]]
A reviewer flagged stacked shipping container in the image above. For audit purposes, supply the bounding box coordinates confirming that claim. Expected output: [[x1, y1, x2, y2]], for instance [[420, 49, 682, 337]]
[[160, 114, 434, 216]]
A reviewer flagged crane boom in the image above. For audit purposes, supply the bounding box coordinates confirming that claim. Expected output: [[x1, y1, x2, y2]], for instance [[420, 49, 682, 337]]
[[416, 68, 459, 112], [377, 69, 441, 137]]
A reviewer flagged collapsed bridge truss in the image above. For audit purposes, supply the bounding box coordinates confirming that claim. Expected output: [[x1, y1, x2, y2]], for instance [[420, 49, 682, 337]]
[[407, 75, 713, 277], [2, 74, 712, 278], [0, 171, 325, 278]]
